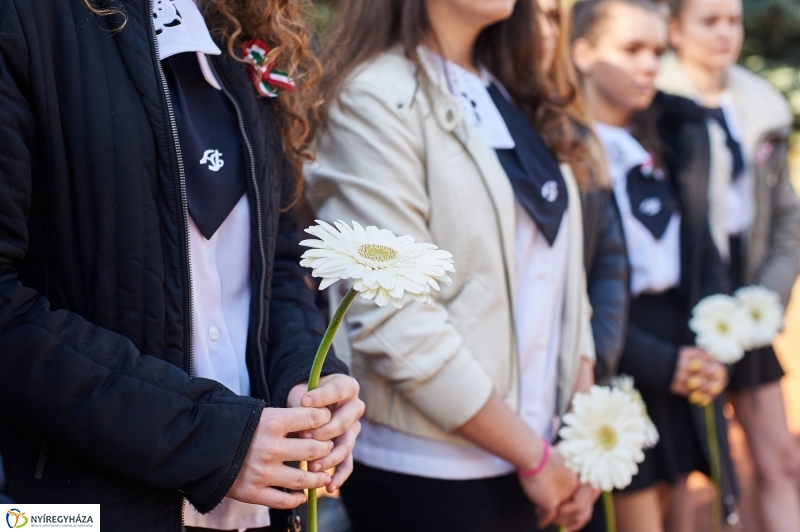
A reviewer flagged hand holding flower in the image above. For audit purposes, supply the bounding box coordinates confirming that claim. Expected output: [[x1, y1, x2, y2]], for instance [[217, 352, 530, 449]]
[[557, 384, 655, 532], [671, 347, 728, 404], [554, 483, 602, 532], [226, 407, 334, 508], [299, 220, 455, 531], [518, 445, 579, 528], [287, 374, 365, 492]]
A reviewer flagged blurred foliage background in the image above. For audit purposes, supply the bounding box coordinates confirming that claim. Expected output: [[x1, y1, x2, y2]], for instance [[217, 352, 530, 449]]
[[740, 0, 800, 187]]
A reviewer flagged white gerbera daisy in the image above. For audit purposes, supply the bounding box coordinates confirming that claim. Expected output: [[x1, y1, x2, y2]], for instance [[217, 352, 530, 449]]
[[735, 286, 784, 350], [558, 385, 649, 492], [299, 220, 455, 309], [611, 375, 659, 449], [689, 294, 752, 364]]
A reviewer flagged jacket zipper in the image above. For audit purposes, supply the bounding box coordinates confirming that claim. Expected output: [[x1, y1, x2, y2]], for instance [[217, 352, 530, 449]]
[[34, 440, 49, 480], [207, 58, 270, 400], [149, 2, 194, 530], [149, 6, 195, 379]]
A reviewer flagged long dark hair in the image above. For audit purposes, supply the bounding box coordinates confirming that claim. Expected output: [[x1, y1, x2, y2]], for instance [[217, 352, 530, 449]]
[[317, 0, 593, 188], [570, 0, 666, 168]]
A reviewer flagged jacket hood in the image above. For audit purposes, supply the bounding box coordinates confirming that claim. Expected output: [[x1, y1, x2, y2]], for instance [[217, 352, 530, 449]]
[[657, 52, 792, 153]]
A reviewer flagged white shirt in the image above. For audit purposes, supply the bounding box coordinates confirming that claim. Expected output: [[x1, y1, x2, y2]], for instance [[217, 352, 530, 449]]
[[594, 123, 681, 297], [154, 1, 269, 529], [716, 91, 752, 236], [353, 61, 569, 480]]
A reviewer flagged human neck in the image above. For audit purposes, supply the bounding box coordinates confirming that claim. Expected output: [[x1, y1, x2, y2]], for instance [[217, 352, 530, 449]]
[[584, 84, 633, 128], [677, 55, 727, 107], [425, 5, 481, 74]]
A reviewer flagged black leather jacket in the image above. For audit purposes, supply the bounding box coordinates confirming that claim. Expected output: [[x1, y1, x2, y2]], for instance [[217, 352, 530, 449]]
[[0, 0, 345, 529]]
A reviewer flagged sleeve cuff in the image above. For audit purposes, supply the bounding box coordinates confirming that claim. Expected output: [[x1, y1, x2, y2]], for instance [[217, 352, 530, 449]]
[[185, 400, 266, 514]]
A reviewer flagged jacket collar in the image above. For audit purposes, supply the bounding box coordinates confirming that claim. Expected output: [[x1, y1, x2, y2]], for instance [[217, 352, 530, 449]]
[[414, 45, 518, 294], [657, 52, 792, 156]]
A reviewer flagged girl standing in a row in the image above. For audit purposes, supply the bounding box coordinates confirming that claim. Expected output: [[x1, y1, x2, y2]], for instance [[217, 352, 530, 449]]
[[657, 0, 800, 530], [571, 1, 735, 530], [308, 0, 599, 529]]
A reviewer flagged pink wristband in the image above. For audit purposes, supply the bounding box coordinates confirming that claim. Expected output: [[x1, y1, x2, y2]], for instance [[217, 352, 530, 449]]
[[517, 437, 551, 478]]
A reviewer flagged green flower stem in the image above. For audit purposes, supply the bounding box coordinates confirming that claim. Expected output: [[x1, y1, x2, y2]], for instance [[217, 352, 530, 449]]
[[704, 403, 722, 532], [307, 286, 358, 532], [603, 491, 616, 532]]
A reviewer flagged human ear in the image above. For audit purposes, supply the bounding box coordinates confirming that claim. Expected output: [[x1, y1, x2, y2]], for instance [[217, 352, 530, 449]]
[[571, 38, 595, 76], [668, 18, 683, 50]]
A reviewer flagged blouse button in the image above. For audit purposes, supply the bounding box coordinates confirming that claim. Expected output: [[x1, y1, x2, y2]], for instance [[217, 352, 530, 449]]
[[208, 326, 220, 342], [445, 109, 455, 124]]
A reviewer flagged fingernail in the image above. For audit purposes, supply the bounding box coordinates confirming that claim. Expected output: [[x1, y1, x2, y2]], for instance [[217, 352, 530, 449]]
[[302, 397, 312, 407], [303, 432, 313, 439]]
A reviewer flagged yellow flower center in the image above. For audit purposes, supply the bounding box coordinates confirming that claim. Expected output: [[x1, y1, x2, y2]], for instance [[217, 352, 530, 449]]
[[751, 309, 761, 323], [716, 321, 729, 334], [597, 425, 618, 451], [358, 244, 398, 262]]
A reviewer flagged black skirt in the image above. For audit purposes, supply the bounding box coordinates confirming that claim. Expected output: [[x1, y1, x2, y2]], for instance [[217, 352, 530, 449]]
[[729, 345, 785, 391], [726, 236, 786, 391], [341, 462, 550, 532], [622, 290, 710, 491]]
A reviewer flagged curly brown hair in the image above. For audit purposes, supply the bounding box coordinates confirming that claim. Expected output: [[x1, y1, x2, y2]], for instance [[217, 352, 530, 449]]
[[83, 0, 321, 206]]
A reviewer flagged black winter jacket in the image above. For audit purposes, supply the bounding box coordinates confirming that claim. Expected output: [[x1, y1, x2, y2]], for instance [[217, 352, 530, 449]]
[[0, 1, 345, 530], [581, 187, 628, 385]]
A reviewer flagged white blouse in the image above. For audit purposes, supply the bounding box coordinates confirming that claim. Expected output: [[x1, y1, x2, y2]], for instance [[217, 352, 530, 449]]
[[594, 123, 681, 297], [715, 91, 752, 237]]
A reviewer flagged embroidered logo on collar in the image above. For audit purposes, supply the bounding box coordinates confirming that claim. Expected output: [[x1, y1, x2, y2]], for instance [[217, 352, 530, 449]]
[[240, 39, 296, 98], [640, 155, 655, 177], [639, 197, 662, 216], [541, 180, 559, 203], [152, 0, 183, 36], [200, 149, 224, 172]]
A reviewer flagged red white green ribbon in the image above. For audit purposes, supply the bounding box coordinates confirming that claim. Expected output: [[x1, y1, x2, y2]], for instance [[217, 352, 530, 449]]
[[240, 38, 296, 98]]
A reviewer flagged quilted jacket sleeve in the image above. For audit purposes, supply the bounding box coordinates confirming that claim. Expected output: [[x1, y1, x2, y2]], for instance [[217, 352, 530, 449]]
[[585, 190, 629, 384], [0, 0, 263, 514], [267, 207, 349, 408]]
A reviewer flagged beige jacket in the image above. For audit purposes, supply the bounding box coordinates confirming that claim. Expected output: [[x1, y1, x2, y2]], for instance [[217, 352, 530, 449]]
[[657, 53, 800, 304], [308, 46, 594, 444]]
